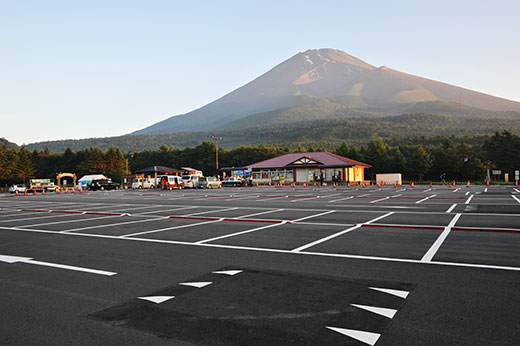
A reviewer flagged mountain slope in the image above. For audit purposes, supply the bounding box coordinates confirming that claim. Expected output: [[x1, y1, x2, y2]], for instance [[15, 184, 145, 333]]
[[132, 48, 520, 135]]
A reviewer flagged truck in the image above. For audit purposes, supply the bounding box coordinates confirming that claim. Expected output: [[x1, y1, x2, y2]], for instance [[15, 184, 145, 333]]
[[28, 179, 60, 192]]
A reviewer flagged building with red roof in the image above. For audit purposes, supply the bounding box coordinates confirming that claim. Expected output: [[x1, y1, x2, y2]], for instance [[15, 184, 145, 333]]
[[248, 152, 371, 184]]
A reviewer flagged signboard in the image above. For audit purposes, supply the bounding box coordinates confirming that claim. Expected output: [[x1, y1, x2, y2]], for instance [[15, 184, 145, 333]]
[[515, 170, 519, 180], [233, 170, 244, 176], [30, 179, 51, 184], [492, 170, 501, 175]]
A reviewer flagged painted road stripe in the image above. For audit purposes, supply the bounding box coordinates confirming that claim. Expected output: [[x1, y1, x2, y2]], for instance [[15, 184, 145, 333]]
[[292, 212, 394, 252], [238, 209, 284, 218], [421, 213, 462, 262], [62, 216, 169, 233], [196, 222, 286, 244], [179, 282, 212, 288], [369, 287, 409, 299], [370, 197, 389, 204], [2, 226, 520, 272], [138, 296, 174, 304], [212, 270, 242, 276], [17, 214, 122, 228], [291, 210, 336, 222], [121, 219, 223, 238], [0, 254, 116, 276], [326, 327, 380, 346], [465, 195, 474, 204], [454, 188, 460, 192], [328, 196, 353, 203], [415, 194, 436, 204], [184, 207, 238, 216], [445, 203, 457, 213], [512, 195, 520, 204], [351, 304, 397, 319]]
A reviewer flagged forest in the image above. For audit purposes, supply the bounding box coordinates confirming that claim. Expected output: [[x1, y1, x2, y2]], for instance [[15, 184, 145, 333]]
[[1, 131, 519, 188]]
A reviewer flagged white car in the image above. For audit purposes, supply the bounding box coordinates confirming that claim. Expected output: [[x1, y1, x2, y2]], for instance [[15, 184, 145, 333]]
[[9, 184, 27, 193], [182, 175, 199, 188]]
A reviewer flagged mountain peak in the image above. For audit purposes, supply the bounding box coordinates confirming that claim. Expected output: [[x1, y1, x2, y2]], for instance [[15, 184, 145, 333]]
[[295, 48, 376, 70]]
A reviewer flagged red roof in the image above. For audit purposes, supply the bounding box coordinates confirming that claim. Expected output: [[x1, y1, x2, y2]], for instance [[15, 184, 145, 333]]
[[249, 152, 371, 169]]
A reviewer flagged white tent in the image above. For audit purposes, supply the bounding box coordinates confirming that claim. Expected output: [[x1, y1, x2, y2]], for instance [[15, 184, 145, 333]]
[[78, 174, 108, 187]]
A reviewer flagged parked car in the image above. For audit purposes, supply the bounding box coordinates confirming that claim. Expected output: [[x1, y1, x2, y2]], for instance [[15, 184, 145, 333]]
[[9, 184, 27, 193], [182, 175, 199, 188], [43, 182, 60, 192], [132, 177, 155, 189], [222, 177, 244, 187], [88, 179, 120, 191], [198, 176, 222, 189], [160, 175, 184, 190]]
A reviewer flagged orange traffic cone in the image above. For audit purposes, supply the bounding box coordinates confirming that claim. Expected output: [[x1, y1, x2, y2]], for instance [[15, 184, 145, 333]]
[[394, 182, 397, 188], [24, 190, 27, 196], [34, 189, 37, 195], [347, 183, 351, 188], [449, 183, 452, 188], [15, 190, 19, 196], [42, 189, 45, 195], [453, 180, 456, 186], [516, 180, 519, 186], [467, 180, 470, 188], [429, 181, 433, 188], [486, 180, 490, 187], [411, 181, 415, 188]]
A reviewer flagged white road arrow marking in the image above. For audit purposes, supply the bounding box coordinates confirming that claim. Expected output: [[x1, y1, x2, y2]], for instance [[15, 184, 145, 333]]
[[351, 304, 397, 319], [138, 296, 175, 304], [369, 287, 409, 299], [212, 270, 243, 276], [326, 326, 381, 345], [0, 254, 117, 276], [179, 281, 213, 288]]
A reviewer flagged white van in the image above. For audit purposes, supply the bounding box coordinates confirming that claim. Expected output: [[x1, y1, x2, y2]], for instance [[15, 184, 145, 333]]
[[132, 177, 154, 189], [160, 175, 184, 190]]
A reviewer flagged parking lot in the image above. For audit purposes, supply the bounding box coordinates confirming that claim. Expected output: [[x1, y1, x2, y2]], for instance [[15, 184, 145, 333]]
[[1, 184, 519, 345]]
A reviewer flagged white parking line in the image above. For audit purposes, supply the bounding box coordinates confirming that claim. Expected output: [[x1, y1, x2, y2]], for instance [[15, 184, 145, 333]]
[[370, 197, 389, 204], [421, 213, 461, 262], [291, 212, 394, 252], [328, 196, 354, 203], [445, 203, 457, 213], [465, 195, 474, 204], [453, 188, 460, 193], [2, 225, 520, 272], [195, 222, 286, 244], [415, 194, 436, 204], [238, 209, 284, 218], [63, 216, 169, 233], [0, 212, 79, 223], [291, 210, 336, 222], [183, 207, 238, 216], [121, 219, 224, 238], [17, 215, 122, 228], [512, 195, 520, 204]]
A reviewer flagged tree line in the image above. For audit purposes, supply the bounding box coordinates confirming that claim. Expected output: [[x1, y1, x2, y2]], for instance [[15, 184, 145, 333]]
[[1, 131, 519, 187]]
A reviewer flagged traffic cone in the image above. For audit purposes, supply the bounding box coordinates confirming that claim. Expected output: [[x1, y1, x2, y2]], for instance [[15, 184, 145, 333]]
[[486, 180, 490, 187], [430, 181, 433, 188], [449, 182, 452, 188], [24, 190, 27, 196], [516, 180, 518, 186], [467, 180, 470, 188], [65, 188, 68, 194], [34, 189, 37, 195], [42, 189, 45, 195], [411, 181, 415, 188], [347, 183, 350, 188], [452, 180, 456, 186], [394, 182, 397, 188], [15, 190, 19, 196], [71, 188, 75, 194]]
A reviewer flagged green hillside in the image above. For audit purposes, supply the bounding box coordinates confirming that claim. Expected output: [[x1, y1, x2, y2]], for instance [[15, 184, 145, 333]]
[[25, 114, 520, 153]]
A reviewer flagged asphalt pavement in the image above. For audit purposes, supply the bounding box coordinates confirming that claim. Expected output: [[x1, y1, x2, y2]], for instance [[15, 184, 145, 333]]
[[1, 183, 519, 345]]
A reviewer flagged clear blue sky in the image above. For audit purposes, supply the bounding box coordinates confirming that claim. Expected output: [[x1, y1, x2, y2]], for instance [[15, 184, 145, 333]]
[[1, 0, 519, 145]]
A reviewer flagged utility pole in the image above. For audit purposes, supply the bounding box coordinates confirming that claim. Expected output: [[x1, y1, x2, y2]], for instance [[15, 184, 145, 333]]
[[211, 136, 222, 177]]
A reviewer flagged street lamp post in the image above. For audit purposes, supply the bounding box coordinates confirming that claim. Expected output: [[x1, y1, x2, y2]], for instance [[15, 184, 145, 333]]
[[211, 136, 222, 177]]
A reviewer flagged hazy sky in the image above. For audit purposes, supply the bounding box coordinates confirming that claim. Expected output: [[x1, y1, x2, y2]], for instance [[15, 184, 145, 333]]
[[1, 0, 519, 145]]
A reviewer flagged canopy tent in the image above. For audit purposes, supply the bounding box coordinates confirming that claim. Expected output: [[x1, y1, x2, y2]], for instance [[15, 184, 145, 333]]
[[134, 166, 183, 189], [78, 174, 108, 187]]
